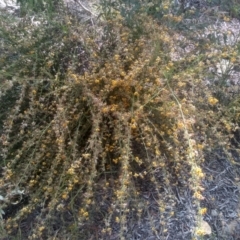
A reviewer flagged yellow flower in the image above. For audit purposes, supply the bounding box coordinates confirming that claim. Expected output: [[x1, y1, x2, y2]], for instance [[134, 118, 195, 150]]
[[113, 158, 118, 164], [223, 16, 230, 22], [197, 144, 204, 150], [114, 54, 120, 61], [82, 153, 91, 159], [120, 71, 126, 77], [155, 149, 161, 156], [177, 82, 186, 87], [193, 166, 204, 178], [46, 61, 53, 67], [195, 228, 205, 236], [79, 208, 88, 218], [193, 191, 204, 200], [83, 211, 89, 217], [131, 123, 137, 129], [38, 226, 45, 232], [231, 57, 236, 63], [155, 56, 161, 63], [102, 107, 109, 113], [62, 193, 68, 200], [208, 97, 218, 105], [67, 168, 75, 175], [199, 207, 207, 215], [152, 161, 157, 167], [112, 80, 118, 87], [163, 5, 169, 10], [133, 173, 139, 178], [177, 121, 185, 129]]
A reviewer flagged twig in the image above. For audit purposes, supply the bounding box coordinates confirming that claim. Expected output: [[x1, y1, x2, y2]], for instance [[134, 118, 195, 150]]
[[74, 0, 97, 17]]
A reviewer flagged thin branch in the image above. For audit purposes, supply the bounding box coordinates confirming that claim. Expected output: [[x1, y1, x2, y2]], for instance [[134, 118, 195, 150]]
[[74, 0, 97, 17]]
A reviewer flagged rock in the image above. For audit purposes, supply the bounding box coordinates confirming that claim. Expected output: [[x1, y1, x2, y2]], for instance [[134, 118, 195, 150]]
[[199, 219, 212, 235], [211, 209, 218, 217], [0, 0, 18, 10]]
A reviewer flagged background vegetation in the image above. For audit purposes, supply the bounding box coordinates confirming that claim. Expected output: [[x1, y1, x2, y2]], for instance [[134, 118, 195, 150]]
[[0, 0, 239, 239]]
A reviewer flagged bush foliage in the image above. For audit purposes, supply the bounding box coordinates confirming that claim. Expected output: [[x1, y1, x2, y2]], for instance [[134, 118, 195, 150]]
[[0, 0, 239, 239]]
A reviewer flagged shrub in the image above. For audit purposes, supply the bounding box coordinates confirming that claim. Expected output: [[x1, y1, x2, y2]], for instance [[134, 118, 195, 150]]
[[0, 0, 239, 239], [16, 0, 63, 16]]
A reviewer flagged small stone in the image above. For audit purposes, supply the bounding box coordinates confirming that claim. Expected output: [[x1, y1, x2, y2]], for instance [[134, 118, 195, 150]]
[[211, 209, 218, 217], [200, 220, 212, 235]]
